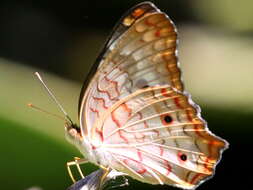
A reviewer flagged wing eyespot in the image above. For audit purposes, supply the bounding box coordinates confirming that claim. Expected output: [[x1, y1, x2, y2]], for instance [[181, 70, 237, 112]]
[[180, 154, 187, 161], [163, 114, 173, 124]]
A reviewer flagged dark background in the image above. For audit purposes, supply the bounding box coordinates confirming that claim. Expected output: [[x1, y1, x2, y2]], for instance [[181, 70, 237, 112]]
[[0, 0, 197, 81], [0, 0, 252, 190]]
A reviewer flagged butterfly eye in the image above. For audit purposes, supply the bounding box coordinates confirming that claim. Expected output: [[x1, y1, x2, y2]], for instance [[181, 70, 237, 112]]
[[180, 154, 187, 161], [164, 115, 173, 123]]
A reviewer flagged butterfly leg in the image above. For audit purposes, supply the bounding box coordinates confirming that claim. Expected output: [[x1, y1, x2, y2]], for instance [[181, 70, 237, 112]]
[[66, 157, 88, 183], [100, 166, 110, 182]]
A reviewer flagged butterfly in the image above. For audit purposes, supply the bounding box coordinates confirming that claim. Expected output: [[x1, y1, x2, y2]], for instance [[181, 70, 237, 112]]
[[35, 2, 228, 190]]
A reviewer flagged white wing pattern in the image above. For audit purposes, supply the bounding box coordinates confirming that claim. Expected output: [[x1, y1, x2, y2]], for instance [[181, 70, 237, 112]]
[[79, 2, 227, 189]]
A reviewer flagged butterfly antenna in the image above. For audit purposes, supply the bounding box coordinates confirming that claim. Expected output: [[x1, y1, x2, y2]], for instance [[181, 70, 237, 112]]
[[34, 72, 73, 124], [27, 103, 66, 121]]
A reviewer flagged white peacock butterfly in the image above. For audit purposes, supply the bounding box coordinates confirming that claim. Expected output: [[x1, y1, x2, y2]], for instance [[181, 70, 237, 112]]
[[33, 2, 228, 190]]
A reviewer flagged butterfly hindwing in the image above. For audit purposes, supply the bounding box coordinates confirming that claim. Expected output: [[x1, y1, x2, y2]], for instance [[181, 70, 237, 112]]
[[92, 86, 225, 188]]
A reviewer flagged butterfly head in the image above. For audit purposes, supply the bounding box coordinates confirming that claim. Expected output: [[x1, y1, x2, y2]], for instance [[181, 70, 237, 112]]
[[65, 121, 83, 145]]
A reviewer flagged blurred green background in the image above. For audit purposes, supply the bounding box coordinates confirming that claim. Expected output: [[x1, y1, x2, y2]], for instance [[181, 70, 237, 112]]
[[0, 0, 252, 189]]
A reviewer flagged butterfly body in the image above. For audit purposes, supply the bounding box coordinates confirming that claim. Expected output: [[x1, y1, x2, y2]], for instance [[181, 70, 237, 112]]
[[65, 2, 228, 189]]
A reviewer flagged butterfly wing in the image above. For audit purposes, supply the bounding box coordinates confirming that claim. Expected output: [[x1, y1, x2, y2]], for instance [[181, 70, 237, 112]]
[[93, 85, 226, 189], [78, 2, 162, 114], [79, 2, 227, 189], [79, 2, 182, 136]]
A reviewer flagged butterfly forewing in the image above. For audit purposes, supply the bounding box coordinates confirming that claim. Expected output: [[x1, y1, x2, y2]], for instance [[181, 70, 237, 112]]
[[78, 2, 227, 189], [80, 3, 182, 136], [78, 2, 159, 113]]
